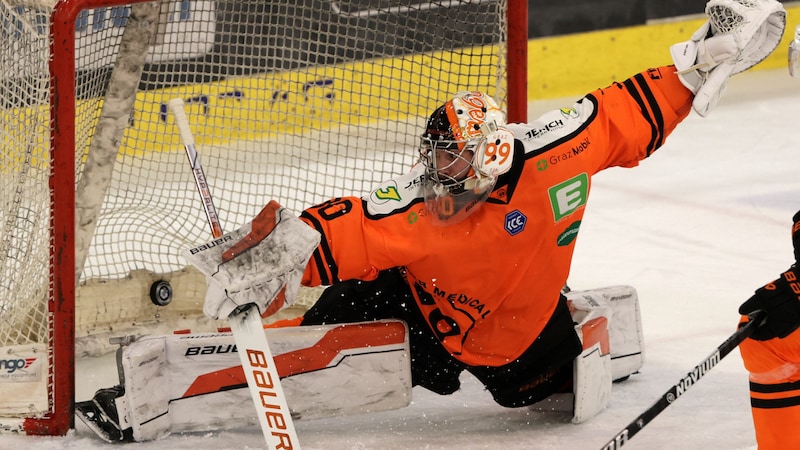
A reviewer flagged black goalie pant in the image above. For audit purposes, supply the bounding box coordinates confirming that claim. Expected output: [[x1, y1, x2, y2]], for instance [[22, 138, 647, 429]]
[[301, 268, 581, 407]]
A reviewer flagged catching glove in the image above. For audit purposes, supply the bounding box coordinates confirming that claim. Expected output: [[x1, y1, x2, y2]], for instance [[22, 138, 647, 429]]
[[184, 200, 320, 320], [670, 0, 785, 116], [738, 210, 800, 340]]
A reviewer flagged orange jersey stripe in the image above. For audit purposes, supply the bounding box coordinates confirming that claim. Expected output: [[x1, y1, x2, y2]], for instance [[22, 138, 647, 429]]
[[740, 318, 800, 449]]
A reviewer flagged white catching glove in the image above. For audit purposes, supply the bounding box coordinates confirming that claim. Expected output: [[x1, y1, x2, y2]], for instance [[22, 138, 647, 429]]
[[184, 200, 321, 320], [670, 0, 785, 116]]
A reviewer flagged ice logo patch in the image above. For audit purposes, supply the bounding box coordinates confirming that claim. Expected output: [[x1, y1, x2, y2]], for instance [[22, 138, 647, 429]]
[[504, 210, 527, 236]]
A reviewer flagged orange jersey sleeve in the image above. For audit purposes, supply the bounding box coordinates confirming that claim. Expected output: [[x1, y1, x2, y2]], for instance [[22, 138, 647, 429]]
[[300, 66, 692, 366]]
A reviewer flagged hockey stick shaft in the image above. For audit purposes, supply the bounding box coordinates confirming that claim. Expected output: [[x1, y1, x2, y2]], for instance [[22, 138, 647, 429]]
[[0, 127, 35, 261], [599, 310, 765, 450], [168, 98, 224, 238], [168, 98, 300, 449]]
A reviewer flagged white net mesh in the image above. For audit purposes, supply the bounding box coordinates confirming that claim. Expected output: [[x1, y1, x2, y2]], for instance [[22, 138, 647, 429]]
[[1, 0, 511, 385], [0, 1, 51, 349]]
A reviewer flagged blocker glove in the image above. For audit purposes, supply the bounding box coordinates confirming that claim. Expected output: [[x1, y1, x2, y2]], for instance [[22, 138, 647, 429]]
[[184, 200, 320, 320], [738, 210, 800, 340]]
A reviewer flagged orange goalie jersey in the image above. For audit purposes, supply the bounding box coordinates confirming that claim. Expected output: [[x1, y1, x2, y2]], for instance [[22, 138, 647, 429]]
[[300, 66, 693, 367]]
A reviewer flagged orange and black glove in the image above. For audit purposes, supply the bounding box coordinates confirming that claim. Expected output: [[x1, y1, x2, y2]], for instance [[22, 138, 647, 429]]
[[738, 210, 800, 341]]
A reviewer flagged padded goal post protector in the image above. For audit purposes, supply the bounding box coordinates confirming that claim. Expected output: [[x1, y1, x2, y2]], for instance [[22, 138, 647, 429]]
[[77, 320, 411, 442]]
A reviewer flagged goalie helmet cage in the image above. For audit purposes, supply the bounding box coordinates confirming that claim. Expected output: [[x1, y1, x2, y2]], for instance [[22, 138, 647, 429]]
[[0, 0, 527, 436]]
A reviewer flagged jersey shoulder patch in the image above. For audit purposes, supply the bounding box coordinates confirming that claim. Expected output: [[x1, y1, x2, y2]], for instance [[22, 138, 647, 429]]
[[507, 96, 597, 155], [365, 164, 426, 216]]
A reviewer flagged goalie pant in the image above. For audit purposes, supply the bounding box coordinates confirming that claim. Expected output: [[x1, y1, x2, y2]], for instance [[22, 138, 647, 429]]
[[739, 316, 800, 449], [77, 286, 645, 442]]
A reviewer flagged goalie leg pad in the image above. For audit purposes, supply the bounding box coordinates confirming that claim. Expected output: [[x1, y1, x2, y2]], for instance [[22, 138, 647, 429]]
[[76, 336, 171, 442], [567, 285, 645, 382], [528, 297, 613, 422], [570, 296, 613, 423], [572, 341, 613, 423], [123, 337, 172, 441], [77, 320, 412, 442]]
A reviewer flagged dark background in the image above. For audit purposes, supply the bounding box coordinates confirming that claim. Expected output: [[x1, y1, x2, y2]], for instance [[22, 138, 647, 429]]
[[528, 0, 790, 37]]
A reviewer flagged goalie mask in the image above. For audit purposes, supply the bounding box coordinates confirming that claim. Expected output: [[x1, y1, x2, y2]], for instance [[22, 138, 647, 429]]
[[418, 91, 513, 226]]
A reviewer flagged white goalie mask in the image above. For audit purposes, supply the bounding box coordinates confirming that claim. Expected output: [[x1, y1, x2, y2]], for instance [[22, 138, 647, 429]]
[[418, 91, 514, 226]]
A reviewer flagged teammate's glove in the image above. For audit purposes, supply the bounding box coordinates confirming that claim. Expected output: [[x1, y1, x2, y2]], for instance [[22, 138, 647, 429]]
[[184, 200, 320, 320], [738, 210, 800, 341]]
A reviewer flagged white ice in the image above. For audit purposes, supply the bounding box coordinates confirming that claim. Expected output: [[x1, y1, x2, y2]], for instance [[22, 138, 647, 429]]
[[3, 67, 799, 450]]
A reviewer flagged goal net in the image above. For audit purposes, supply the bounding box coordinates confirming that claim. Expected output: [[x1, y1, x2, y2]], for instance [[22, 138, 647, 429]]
[[0, 0, 525, 435]]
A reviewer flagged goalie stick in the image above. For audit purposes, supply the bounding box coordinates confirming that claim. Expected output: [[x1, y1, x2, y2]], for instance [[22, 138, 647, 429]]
[[168, 98, 300, 449], [598, 310, 766, 450]]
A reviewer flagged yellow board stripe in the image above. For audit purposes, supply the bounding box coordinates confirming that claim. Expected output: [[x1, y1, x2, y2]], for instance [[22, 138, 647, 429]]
[[529, 6, 800, 99], [100, 45, 501, 156]]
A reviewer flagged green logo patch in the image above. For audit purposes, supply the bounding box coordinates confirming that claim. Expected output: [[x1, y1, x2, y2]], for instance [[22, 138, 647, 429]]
[[556, 220, 581, 246], [548, 173, 588, 222]]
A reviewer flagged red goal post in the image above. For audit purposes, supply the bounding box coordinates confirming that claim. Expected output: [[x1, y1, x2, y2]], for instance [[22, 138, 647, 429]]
[[0, 0, 527, 436]]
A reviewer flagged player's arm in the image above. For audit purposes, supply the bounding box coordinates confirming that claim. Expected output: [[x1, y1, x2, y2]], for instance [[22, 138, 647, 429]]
[[299, 195, 423, 287], [586, 65, 694, 166]]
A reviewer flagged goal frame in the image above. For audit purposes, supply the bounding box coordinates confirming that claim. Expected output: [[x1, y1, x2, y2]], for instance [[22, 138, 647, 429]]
[[19, 0, 528, 436]]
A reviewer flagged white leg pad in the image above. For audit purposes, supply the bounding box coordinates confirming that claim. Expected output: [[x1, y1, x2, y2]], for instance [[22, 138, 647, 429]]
[[570, 294, 613, 423], [121, 337, 171, 441], [526, 343, 613, 421], [529, 292, 613, 422], [566, 285, 645, 381], [572, 342, 612, 423], [76, 320, 412, 442]]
